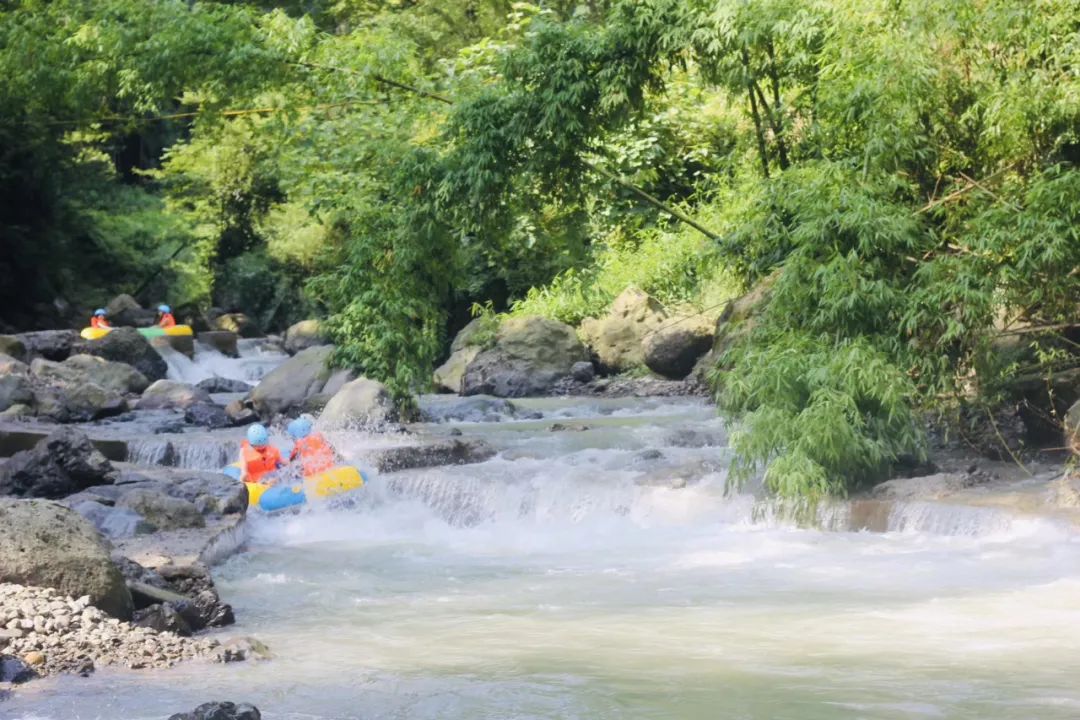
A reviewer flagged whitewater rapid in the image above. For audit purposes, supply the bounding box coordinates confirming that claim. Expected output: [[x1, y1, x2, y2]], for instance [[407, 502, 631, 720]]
[[10, 397, 1080, 719]]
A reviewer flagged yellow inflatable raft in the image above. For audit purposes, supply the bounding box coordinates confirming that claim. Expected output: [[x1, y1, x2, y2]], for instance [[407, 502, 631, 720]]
[[80, 325, 194, 341], [223, 463, 365, 512]]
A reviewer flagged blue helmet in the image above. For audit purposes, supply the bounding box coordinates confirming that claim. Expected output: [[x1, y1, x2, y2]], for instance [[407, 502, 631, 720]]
[[246, 423, 270, 447], [158, 304, 171, 314], [94, 309, 107, 316], [287, 416, 313, 440]]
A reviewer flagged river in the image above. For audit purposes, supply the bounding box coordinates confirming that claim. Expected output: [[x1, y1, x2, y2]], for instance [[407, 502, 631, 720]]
[[7, 397, 1080, 719]]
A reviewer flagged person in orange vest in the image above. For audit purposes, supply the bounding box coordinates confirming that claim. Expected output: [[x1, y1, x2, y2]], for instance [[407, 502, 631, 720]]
[[90, 309, 111, 330], [240, 424, 284, 484], [157, 304, 176, 328], [286, 415, 337, 477]]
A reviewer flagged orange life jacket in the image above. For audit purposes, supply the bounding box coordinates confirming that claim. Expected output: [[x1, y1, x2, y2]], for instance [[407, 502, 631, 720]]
[[90, 316, 111, 329], [241, 440, 283, 483], [289, 433, 335, 477], [159, 313, 176, 328]]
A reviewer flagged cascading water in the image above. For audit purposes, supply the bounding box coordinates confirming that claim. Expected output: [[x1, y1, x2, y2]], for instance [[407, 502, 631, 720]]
[[158, 339, 288, 386], [12, 396, 1080, 720]]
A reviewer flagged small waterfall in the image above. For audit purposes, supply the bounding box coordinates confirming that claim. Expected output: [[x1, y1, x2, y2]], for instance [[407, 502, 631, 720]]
[[126, 438, 176, 466], [125, 436, 235, 471], [156, 339, 287, 385]]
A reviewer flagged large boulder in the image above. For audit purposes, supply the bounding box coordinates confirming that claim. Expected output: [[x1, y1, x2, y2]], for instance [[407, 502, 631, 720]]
[[433, 346, 481, 394], [17, 330, 80, 362], [32, 383, 126, 422], [643, 316, 716, 379], [31, 354, 149, 395], [74, 327, 167, 382], [249, 345, 335, 419], [580, 288, 668, 373], [461, 316, 588, 398], [197, 331, 239, 358], [283, 320, 325, 355], [1065, 399, 1080, 458], [0, 499, 133, 618], [137, 380, 213, 410], [105, 294, 156, 327], [0, 335, 26, 362], [0, 427, 117, 499], [116, 489, 205, 530], [319, 378, 398, 429], [0, 374, 33, 413], [212, 313, 260, 338]]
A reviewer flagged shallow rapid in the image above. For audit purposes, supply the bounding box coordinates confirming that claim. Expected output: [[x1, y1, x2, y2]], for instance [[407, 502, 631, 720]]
[[10, 397, 1080, 720]]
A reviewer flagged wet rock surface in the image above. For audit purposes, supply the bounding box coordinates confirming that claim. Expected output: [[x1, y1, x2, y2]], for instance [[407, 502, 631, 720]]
[[368, 438, 496, 473], [0, 427, 116, 499], [461, 316, 588, 398], [168, 701, 261, 720], [196, 377, 252, 394], [420, 396, 517, 423], [138, 380, 214, 410], [197, 331, 239, 358], [0, 583, 225, 676]]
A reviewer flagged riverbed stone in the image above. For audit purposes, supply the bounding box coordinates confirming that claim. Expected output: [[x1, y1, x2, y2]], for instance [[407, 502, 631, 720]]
[[31, 354, 149, 395], [0, 427, 116, 499], [283, 320, 324, 355], [138, 380, 213, 410], [74, 327, 167, 382], [249, 344, 335, 419], [0, 500, 133, 618], [461, 316, 588, 397], [16, 330, 79, 362], [319, 378, 397, 429], [116, 489, 205, 531], [580, 288, 668, 373], [0, 374, 33, 413], [197, 331, 239, 358], [196, 377, 251, 394], [643, 316, 715, 379], [433, 345, 481, 394], [0, 336, 26, 363], [168, 701, 261, 720], [184, 403, 231, 429]]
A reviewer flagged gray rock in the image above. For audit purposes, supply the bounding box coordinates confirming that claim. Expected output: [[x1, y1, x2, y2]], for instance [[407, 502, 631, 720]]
[[133, 603, 192, 637], [1, 654, 35, 683], [283, 320, 324, 355], [197, 331, 239, 358], [16, 330, 79, 362], [138, 380, 213, 410], [421, 396, 516, 423], [32, 354, 149, 395], [195, 377, 251, 394], [0, 374, 33, 413], [461, 316, 588, 398], [249, 345, 335, 419], [433, 346, 481, 394], [72, 500, 156, 539], [211, 313, 260, 338], [571, 361, 595, 383], [168, 702, 261, 720], [0, 403, 32, 419], [0, 499, 133, 618], [224, 400, 258, 426], [0, 353, 28, 376], [105, 294, 156, 327], [116, 489, 205, 530], [0, 427, 116, 499], [0, 336, 27, 363], [580, 288, 667, 373], [643, 316, 715, 379], [319, 368, 356, 399], [73, 327, 167, 382], [368, 438, 496, 472], [184, 403, 231, 429], [319, 378, 398, 429]]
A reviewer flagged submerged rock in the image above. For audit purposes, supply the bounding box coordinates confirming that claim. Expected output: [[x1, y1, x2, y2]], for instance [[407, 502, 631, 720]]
[[168, 701, 261, 720], [0, 501, 133, 618], [0, 427, 116, 499], [461, 316, 587, 398]]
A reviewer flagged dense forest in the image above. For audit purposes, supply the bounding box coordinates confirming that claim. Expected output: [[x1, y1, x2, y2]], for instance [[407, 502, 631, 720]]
[[2, 0, 1079, 498]]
